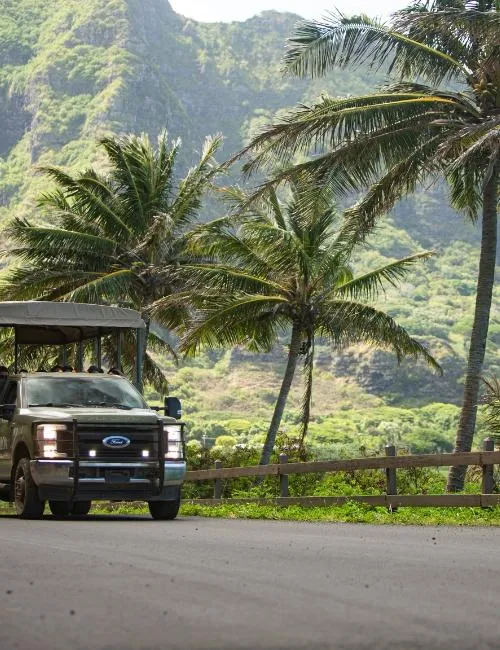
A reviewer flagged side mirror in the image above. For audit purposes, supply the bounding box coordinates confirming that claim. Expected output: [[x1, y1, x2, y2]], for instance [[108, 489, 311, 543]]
[[0, 404, 15, 420], [165, 396, 182, 420]]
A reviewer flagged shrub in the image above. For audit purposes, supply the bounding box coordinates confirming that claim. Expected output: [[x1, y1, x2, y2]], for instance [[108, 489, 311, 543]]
[[213, 435, 237, 449]]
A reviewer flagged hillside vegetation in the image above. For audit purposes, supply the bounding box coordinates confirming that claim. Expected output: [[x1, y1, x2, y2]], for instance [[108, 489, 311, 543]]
[[0, 0, 498, 454]]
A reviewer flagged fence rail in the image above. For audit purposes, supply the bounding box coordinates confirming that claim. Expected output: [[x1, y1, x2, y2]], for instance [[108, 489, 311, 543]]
[[184, 439, 500, 509]]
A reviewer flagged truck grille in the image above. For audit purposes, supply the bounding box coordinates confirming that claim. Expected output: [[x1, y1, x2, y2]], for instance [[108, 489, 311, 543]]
[[77, 423, 160, 460]]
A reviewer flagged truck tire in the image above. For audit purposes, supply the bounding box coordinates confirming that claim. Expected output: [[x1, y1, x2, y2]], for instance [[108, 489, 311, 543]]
[[49, 501, 71, 518], [14, 457, 45, 519], [148, 491, 180, 520], [71, 501, 91, 516]]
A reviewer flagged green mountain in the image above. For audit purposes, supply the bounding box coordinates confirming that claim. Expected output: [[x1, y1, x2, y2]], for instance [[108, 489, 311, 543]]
[[0, 0, 376, 221], [0, 0, 498, 446]]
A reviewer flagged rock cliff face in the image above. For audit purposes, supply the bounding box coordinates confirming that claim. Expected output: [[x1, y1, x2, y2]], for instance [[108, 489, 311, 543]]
[[0, 0, 498, 404], [0, 0, 477, 235], [0, 0, 324, 220]]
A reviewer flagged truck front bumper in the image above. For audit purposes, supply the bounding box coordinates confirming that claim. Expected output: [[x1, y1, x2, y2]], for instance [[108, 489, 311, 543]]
[[30, 459, 186, 501]]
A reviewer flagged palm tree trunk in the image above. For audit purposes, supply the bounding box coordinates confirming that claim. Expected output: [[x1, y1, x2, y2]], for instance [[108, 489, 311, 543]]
[[447, 165, 498, 492], [137, 313, 150, 393], [259, 323, 302, 466], [298, 341, 314, 458]]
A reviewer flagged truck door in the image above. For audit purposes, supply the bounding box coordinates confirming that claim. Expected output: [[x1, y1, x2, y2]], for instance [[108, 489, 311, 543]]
[[0, 380, 17, 481]]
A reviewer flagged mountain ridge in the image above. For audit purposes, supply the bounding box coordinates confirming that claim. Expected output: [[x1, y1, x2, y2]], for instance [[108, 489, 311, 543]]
[[0, 0, 498, 407]]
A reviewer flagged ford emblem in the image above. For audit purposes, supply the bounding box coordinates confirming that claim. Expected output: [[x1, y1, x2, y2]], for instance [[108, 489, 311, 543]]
[[102, 436, 131, 449]]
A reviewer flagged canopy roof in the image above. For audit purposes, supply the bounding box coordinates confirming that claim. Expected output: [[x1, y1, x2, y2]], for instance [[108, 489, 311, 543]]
[[0, 302, 145, 345]]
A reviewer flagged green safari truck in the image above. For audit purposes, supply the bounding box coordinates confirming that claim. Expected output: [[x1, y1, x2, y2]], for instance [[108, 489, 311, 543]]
[[0, 301, 186, 520]]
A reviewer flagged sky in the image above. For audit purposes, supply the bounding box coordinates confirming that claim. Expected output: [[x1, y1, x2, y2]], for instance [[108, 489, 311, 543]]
[[169, 0, 409, 22]]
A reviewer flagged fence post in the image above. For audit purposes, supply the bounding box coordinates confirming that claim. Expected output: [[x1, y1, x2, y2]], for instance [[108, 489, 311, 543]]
[[213, 460, 223, 499], [279, 453, 289, 498], [481, 438, 495, 497], [385, 444, 397, 512]]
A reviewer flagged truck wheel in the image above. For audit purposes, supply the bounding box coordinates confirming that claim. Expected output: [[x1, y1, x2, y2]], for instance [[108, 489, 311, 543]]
[[14, 458, 45, 519], [49, 501, 71, 518], [148, 492, 180, 521], [72, 501, 91, 516]]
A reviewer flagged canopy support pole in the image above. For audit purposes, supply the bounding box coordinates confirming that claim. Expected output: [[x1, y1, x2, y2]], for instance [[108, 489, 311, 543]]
[[96, 330, 102, 370], [14, 328, 18, 373], [77, 341, 84, 372], [116, 331, 122, 370]]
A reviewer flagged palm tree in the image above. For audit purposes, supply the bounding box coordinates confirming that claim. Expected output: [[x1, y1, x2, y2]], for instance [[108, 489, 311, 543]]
[[152, 175, 440, 465], [0, 132, 224, 390], [236, 1, 499, 489]]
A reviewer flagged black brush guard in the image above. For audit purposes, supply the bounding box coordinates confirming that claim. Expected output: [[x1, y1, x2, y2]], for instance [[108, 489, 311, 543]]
[[71, 420, 165, 498]]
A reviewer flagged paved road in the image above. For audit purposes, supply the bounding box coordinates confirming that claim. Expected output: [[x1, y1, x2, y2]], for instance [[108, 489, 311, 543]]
[[0, 515, 499, 650]]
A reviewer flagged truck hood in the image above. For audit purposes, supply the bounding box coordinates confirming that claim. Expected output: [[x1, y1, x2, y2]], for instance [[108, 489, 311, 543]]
[[19, 407, 164, 424]]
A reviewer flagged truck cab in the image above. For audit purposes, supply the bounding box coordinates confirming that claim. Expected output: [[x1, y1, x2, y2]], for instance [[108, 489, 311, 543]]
[[0, 302, 186, 520]]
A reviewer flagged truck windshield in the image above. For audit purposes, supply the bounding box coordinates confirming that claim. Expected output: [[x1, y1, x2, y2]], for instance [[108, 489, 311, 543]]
[[26, 376, 147, 409]]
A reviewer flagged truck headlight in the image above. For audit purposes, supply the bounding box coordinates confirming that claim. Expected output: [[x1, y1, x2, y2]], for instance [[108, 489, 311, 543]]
[[37, 424, 61, 441], [36, 423, 73, 459], [163, 423, 184, 460]]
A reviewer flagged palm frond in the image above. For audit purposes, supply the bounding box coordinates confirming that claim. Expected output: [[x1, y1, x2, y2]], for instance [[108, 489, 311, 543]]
[[37, 190, 104, 237], [0, 269, 112, 301], [441, 118, 500, 160], [53, 269, 135, 304], [342, 133, 445, 238], [181, 264, 287, 295], [240, 94, 459, 173], [180, 294, 288, 356], [446, 164, 485, 221], [394, 8, 500, 71], [267, 186, 288, 230], [334, 251, 434, 301], [188, 226, 278, 278], [170, 135, 225, 228], [147, 292, 194, 333], [382, 81, 480, 116], [113, 332, 169, 393], [444, 126, 500, 219], [129, 212, 176, 263], [318, 300, 441, 372], [99, 135, 149, 232], [143, 352, 170, 394], [283, 12, 469, 85], [5, 219, 117, 262], [147, 330, 179, 366], [240, 125, 449, 242], [39, 167, 132, 239]]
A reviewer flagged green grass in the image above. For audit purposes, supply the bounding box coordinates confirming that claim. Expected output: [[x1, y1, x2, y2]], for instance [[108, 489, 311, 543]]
[[179, 502, 500, 525], [3, 501, 499, 526]]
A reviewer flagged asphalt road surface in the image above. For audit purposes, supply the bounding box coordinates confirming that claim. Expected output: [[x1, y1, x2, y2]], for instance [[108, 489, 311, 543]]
[[0, 514, 499, 650]]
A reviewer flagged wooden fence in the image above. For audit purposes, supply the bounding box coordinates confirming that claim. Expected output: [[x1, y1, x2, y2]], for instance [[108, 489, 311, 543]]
[[184, 438, 500, 509]]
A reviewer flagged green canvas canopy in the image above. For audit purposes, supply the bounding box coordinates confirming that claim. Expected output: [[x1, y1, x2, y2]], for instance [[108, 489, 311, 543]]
[[0, 301, 145, 345]]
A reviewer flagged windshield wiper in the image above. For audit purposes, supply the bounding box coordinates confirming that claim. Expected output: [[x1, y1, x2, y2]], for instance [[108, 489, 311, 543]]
[[84, 401, 134, 410], [30, 402, 135, 410], [100, 402, 133, 410], [29, 403, 82, 408]]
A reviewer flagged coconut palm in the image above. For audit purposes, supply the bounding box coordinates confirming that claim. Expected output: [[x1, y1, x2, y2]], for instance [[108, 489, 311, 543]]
[[151, 175, 440, 465], [237, 0, 499, 489], [0, 132, 224, 390]]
